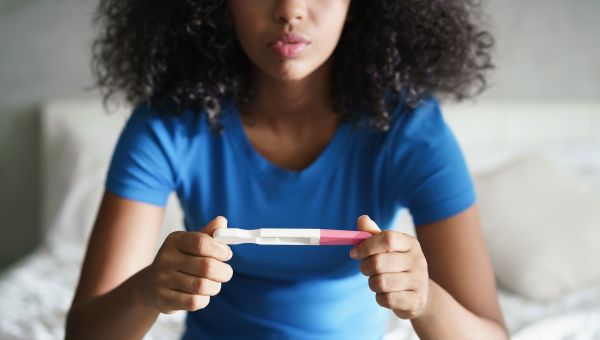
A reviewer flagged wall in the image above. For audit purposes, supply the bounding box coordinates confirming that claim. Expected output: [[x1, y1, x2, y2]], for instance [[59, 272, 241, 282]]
[[0, 0, 97, 270], [0, 0, 599, 270], [482, 0, 600, 100]]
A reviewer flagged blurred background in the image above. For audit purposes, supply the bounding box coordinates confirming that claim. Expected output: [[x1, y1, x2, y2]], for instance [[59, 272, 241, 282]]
[[0, 0, 599, 339]]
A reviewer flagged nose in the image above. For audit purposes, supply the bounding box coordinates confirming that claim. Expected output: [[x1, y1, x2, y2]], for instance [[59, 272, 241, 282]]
[[273, 0, 306, 25]]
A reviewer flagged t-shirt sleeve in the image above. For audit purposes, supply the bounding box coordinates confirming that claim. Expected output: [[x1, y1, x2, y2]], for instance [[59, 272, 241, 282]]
[[386, 98, 476, 226], [105, 105, 178, 207]]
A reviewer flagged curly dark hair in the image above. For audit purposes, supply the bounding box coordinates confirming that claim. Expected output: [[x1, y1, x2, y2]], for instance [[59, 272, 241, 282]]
[[91, 0, 494, 132]]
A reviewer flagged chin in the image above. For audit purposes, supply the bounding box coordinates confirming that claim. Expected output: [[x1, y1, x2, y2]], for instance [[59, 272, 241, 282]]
[[252, 59, 317, 81], [272, 73, 310, 82], [267, 63, 318, 82]]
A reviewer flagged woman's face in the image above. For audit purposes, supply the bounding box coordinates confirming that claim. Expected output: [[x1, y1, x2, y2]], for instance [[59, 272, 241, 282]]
[[228, 0, 351, 82]]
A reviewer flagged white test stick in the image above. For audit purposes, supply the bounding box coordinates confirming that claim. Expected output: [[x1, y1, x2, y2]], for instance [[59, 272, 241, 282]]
[[213, 228, 371, 246]]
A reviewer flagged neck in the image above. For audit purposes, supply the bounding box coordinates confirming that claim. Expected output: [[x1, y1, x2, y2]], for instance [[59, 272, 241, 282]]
[[241, 60, 337, 132]]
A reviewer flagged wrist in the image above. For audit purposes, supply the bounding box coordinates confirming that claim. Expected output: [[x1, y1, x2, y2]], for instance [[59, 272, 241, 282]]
[[131, 266, 158, 313]]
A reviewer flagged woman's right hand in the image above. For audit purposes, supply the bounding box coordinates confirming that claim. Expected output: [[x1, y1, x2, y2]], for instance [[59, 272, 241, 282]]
[[140, 216, 234, 313]]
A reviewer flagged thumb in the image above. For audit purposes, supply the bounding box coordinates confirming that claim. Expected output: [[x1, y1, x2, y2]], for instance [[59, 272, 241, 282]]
[[200, 215, 228, 237], [356, 215, 381, 235]]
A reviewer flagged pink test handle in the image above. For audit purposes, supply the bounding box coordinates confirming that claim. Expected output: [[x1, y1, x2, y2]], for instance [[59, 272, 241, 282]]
[[319, 230, 372, 245]]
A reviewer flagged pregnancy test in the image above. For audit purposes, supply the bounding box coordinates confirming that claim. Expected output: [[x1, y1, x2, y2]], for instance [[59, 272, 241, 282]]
[[213, 228, 372, 245]]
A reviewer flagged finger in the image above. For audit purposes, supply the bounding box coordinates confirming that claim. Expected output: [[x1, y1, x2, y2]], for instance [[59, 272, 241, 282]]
[[356, 215, 381, 234], [157, 287, 211, 312], [179, 256, 234, 283], [351, 230, 414, 260], [375, 291, 419, 312], [368, 273, 415, 293], [176, 231, 233, 262], [169, 271, 222, 296], [199, 215, 228, 237], [360, 252, 412, 276]]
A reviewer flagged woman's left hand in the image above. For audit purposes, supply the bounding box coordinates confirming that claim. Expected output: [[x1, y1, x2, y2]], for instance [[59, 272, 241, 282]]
[[350, 215, 430, 320]]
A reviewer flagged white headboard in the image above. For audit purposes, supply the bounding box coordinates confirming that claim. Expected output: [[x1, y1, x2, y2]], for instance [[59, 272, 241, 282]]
[[443, 101, 600, 147]]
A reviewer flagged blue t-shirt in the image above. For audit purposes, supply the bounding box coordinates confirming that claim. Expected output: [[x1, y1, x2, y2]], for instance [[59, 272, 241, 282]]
[[105, 96, 475, 339]]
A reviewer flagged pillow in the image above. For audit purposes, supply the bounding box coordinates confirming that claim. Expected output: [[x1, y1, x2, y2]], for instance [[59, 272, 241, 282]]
[[475, 154, 600, 301], [40, 99, 184, 254]]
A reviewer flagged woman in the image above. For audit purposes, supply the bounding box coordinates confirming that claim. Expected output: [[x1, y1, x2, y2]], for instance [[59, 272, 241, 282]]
[[66, 0, 507, 339]]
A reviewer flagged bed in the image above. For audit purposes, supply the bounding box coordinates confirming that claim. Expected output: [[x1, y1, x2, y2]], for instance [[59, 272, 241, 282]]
[[0, 99, 599, 339]]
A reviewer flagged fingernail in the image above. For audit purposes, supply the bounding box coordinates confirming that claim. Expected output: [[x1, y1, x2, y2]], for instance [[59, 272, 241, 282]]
[[350, 248, 358, 259], [357, 215, 367, 223]]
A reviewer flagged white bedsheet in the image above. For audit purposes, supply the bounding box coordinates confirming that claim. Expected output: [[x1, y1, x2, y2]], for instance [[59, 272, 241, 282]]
[[500, 283, 600, 336], [513, 311, 600, 340], [0, 245, 185, 340]]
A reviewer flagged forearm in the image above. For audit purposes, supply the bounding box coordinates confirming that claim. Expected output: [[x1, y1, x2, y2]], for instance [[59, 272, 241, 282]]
[[409, 280, 508, 340], [65, 266, 160, 340]]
